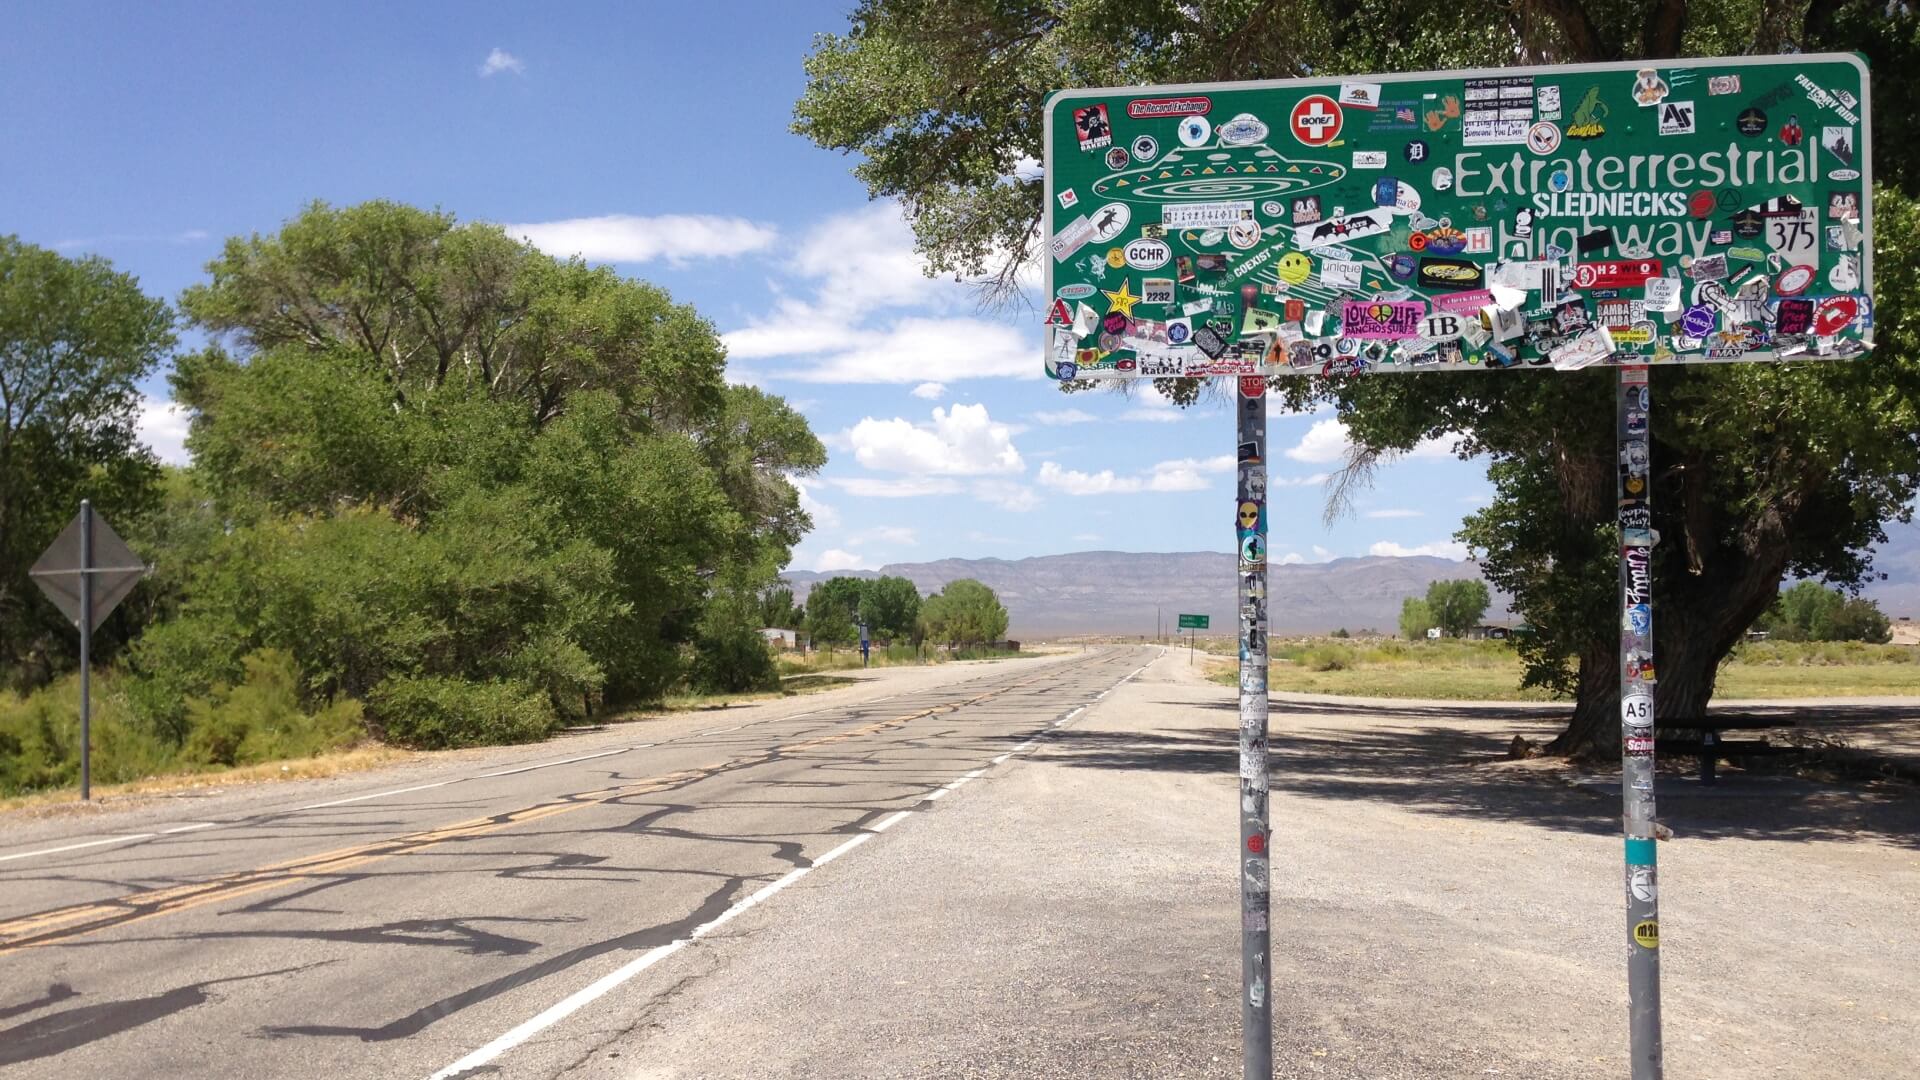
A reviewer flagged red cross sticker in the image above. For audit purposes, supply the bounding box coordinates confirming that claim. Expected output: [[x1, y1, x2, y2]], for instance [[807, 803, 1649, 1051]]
[[1290, 94, 1343, 146]]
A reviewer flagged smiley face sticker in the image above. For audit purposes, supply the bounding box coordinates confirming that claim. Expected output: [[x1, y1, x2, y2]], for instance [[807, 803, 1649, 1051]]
[[1276, 251, 1313, 285]]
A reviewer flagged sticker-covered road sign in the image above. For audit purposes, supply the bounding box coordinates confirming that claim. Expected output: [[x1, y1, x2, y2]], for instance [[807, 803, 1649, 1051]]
[[1042, 54, 1870, 379], [1178, 613, 1210, 629]]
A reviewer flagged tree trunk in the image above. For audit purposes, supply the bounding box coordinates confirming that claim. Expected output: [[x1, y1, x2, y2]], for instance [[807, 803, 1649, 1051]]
[[1548, 637, 1618, 758]]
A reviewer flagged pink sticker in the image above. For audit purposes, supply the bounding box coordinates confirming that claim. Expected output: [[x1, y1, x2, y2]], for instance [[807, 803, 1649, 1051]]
[[1435, 289, 1496, 314], [1340, 300, 1427, 338]]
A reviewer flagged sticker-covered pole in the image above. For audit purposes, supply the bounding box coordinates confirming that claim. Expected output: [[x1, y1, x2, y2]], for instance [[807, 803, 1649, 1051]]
[[79, 499, 93, 802], [1235, 375, 1271, 1079], [1617, 366, 1663, 1077]]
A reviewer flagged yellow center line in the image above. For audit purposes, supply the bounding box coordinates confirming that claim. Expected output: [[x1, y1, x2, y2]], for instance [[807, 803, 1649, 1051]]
[[0, 660, 1087, 955]]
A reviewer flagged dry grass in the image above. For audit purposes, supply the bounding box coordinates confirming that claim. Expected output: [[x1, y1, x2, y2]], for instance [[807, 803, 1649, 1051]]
[[1206, 636, 1920, 701], [0, 743, 419, 818]]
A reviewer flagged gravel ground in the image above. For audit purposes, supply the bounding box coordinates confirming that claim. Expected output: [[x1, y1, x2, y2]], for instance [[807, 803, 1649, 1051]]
[[568, 647, 1920, 1079]]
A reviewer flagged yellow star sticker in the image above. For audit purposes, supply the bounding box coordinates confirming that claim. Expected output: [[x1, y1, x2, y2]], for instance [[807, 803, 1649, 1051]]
[[1103, 280, 1140, 317]]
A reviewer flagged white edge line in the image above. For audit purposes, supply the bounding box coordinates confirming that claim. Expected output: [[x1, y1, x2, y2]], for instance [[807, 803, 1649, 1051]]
[[293, 779, 457, 812], [425, 653, 1141, 1079], [160, 822, 216, 834], [0, 833, 156, 864], [475, 746, 632, 778], [871, 810, 913, 832], [427, 832, 874, 1080]]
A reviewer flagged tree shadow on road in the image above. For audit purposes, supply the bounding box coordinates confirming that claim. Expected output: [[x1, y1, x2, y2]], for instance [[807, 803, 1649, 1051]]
[[1022, 697, 1920, 851]]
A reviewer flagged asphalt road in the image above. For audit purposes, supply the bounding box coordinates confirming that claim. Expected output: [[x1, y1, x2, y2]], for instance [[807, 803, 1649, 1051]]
[[0, 646, 1152, 1079]]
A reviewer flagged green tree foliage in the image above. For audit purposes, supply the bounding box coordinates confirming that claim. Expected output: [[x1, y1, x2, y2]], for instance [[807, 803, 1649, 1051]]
[[756, 584, 806, 629], [806, 576, 866, 651], [796, 1, 1920, 755], [1400, 597, 1436, 641], [1755, 581, 1894, 643], [858, 575, 922, 641], [918, 579, 1009, 647], [1426, 580, 1492, 638], [121, 200, 822, 750], [0, 238, 173, 688]]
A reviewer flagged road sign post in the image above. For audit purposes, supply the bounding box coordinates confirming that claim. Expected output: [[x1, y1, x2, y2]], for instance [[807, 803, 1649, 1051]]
[[29, 501, 149, 802], [1043, 54, 1870, 1078], [1618, 366, 1663, 1076], [1235, 378, 1271, 1080], [1178, 613, 1209, 664]]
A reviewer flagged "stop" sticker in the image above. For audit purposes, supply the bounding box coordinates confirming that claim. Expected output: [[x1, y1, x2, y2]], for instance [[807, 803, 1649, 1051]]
[[1290, 94, 1343, 146]]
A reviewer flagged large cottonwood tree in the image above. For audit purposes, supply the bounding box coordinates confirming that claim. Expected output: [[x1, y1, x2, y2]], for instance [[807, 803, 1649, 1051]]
[[795, 0, 1920, 754]]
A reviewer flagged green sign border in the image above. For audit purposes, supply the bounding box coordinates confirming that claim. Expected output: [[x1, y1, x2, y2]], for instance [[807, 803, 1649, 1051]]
[[1042, 53, 1871, 380]]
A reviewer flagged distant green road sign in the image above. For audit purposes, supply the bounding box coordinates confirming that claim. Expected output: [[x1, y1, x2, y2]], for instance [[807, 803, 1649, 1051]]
[[1043, 53, 1870, 379], [1178, 613, 1209, 629]]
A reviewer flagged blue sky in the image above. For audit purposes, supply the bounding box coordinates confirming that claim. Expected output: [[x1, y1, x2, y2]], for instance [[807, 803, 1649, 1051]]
[[1, 1, 1489, 572]]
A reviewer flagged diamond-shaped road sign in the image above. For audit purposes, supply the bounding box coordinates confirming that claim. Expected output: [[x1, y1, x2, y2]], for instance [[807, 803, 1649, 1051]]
[[29, 508, 148, 631]]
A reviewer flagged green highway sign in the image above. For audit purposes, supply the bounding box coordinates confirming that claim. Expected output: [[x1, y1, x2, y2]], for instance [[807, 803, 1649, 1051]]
[[1178, 613, 1209, 629], [1042, 54, 1870, 379]]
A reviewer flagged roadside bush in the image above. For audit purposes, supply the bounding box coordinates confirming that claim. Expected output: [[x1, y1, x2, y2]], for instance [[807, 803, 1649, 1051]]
[[1303, 644, 1354, 672], [0, 671, 174, 795], [687, 622, 779, 693], [369, 675, 556, 749], [181, 649, 364, 767]]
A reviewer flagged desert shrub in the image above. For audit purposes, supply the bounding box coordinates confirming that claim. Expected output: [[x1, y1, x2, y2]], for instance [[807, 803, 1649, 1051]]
[[369, 675, 556, 749], [1303, 644, 1354, 672], [0, 671, 175, 795], [180, 649, 363, 767]]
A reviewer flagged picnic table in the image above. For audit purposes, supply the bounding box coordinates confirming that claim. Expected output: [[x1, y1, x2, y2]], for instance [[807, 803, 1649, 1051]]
[[1656, 715, 1799, 783]]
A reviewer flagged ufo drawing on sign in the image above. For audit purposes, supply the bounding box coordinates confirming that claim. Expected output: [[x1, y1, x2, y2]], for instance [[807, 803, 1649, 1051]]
[[1093, 122, 1346, 202]]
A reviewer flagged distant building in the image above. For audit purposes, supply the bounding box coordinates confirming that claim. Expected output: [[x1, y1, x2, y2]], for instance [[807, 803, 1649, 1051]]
[[760, 628, 799, 650], [1466, 623, 1520, 641]]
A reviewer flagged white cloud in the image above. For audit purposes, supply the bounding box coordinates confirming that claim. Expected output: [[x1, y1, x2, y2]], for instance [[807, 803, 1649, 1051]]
[[910, 382, 947, 400], [503, 214, 778, 265], [1370, 540, 1471, 560], [1284, 418, 1354, 463], [1409, 432, 1472, 460], [1037, 453, 1232, 495], [1364, 509, 1423, 519], [1032, 408, 1097, 426], [1119, 388, 1193, 424], [792, 477, 839, 530], [776, 317, 1037, 384], [1460, 491, 1493, 506], [479, 48, 525, 77], [722, 201, 1044, 385], [971, 480, 1041, 511], [1073, 533, 1102, 543], [1278, 552, 1307, 564], [1312, 545, 1333, 560], [856, 526, 918, 546], [136, 396, 191, 465], [813, 548, 875, 572], [54, 229, 208, 252], [847, 403, 1023, 476], [826, 476, 963, 498], [1008, 155, 1045, 183]]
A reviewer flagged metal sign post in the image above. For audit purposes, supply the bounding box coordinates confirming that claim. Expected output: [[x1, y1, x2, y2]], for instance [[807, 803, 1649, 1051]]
[[1235, 377, 1271, 1080], [1177, 613, 1209, 665], [29, 500, 149, 802], [1039, 53, 1871, 1078], [1618, 366, 1663, 1076]]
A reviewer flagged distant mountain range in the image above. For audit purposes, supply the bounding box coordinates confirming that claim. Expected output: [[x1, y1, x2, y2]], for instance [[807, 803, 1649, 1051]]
[[783, 551, 1512, 637], [784, 518, 1920, 637]]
